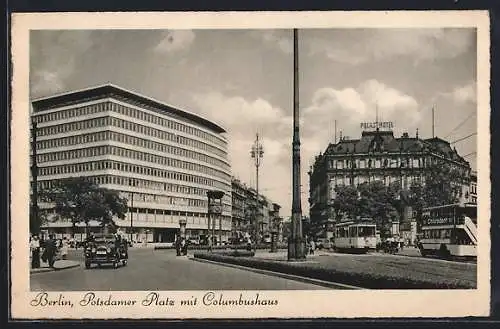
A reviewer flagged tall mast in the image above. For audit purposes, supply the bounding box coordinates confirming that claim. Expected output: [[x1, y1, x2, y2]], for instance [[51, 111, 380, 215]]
[[289, 28, 305, 260]]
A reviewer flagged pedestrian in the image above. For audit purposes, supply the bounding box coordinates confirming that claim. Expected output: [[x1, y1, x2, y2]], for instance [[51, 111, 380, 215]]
[[43, 234, 57, 269], [30, 234, 41, 269], [61, 237, 69, 260], [181, 238, 187, 256], [309, 240, 315, 255], [175, 235, 181, 256]]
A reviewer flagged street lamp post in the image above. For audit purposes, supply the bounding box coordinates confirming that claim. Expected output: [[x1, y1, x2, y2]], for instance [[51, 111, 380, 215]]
[[289, 28, 306, 260], [30, 119, 39, 235], [129, 179, 134, 243], [250, 133, 264, 245]]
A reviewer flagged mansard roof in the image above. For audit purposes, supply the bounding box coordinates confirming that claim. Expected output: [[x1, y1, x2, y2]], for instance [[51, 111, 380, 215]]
[[322, 129, 468, 165]]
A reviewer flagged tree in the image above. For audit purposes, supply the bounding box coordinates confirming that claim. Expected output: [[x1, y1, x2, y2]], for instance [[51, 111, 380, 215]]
[[40, 177, 129, 235], [357, 181, 398, 233], [332, 184, 359, 220]]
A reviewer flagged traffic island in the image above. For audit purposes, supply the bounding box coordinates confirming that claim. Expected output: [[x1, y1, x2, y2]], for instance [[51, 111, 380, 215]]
[[192, 252, 476, 289], [30, 260, 80, 274]]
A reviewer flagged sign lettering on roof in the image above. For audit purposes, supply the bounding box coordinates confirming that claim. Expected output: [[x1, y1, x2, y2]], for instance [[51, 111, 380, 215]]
[[360, 122, 394, 130]]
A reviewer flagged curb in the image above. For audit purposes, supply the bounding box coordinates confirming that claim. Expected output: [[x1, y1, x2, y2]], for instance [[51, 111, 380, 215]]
[[30, 262, 81, 275], [190, 257, 364, 290]]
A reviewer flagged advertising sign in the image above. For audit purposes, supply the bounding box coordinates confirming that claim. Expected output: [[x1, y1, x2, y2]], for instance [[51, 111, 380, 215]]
[[360, 121, 394, 130]]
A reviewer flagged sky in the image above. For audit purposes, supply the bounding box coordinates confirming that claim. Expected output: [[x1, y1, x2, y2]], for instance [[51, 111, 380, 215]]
[[30, 28, 478, 218]]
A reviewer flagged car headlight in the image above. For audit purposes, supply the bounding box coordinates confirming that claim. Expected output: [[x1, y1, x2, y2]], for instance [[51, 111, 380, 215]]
[[91, 248, 96, 253], [107, 247, 111, 253]]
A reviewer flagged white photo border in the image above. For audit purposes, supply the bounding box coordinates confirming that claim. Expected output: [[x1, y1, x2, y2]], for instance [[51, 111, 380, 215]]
[[10, 10, 491, 319]]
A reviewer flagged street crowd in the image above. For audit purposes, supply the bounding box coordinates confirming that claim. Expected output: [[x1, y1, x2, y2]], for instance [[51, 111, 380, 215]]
[[29, 234, 70, 269]]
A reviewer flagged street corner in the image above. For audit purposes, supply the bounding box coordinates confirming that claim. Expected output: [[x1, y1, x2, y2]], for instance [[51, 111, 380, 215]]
[[30, 260, 81, 274]]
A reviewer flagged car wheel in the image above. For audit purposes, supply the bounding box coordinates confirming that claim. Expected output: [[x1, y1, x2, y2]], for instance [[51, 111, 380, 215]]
[[113, 261, 118, 269], [122, 260, 127, 266], [85, 262, 91, 269], [97, 263, 102, 268]]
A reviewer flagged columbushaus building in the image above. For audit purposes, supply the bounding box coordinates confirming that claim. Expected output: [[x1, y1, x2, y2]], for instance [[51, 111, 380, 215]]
[[308, 123, 473, 225], [31, 84, 232, 243]]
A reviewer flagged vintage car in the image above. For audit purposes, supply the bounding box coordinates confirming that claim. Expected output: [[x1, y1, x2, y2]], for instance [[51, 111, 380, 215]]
[[84, 234, 128, 269]]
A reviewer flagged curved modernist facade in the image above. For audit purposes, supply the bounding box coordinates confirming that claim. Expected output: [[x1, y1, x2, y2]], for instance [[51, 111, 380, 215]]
[[32, 84, 232, 243]]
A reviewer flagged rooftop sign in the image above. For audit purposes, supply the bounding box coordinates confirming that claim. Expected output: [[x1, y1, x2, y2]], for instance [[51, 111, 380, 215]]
[[360, 122, 394, 130]]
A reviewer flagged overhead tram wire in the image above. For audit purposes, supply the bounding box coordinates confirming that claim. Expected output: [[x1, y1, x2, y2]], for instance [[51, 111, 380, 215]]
[[462, 151, 477, 158], [444, 112, 476, 139], [450, 133, 477, 145]]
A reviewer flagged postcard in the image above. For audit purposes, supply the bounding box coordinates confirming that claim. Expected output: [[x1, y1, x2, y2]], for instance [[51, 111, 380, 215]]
[[10, 10, 490, 319]]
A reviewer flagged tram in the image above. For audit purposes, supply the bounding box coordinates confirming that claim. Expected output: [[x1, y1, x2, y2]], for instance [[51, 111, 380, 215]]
[[418, 203, 477, 258], [332, 220, 377, 253]]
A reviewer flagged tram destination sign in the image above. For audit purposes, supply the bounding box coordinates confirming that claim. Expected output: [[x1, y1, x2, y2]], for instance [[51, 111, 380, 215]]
[[423, 217, 455, 226], [360, 121, 394, 130]]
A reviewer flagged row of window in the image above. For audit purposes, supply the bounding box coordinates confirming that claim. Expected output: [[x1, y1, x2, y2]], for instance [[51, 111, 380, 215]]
[[39, 160, 228, 190], [329, 175, 421, 188], [34, 100, 227, 148], [334, 226, 376, 238], [36, 115, 228, 159], [422, 229, 452, 239], [45, 208, 233, 225], [330, 157, 469, 176], [36, 130, 229, 170], [37, 145, 231, 182], [39, 162, 228, 193], [38, 177, 231, 212]]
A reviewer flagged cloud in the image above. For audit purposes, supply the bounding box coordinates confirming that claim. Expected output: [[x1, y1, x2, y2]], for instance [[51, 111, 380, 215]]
[[154, 30, 195, 53], [309, 28, 475, 65], [249, 30, 293, 54], [191, 91, 293, 212], [30, 31, 95, 96], [191, 92, 290, 137], [451, 82, 477, 103], [302, 79, 421, 158]]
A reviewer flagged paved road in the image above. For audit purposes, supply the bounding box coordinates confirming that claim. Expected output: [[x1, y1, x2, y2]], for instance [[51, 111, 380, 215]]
[[30, 248, 328, 291]]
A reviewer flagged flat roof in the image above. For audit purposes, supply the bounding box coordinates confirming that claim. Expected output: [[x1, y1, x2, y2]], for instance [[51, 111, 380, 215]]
[[31, 84, 226, 134]]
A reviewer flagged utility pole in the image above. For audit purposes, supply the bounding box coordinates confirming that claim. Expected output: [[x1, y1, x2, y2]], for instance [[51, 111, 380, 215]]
[[251, 133, 264, 245], [432, 105, 435, 138], [334, 120, 337, 144], [30, 119, 39, 234], [288, 28, 306, 260]]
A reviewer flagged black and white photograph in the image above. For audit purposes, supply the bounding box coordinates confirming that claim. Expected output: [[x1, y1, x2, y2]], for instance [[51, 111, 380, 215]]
[[10, 11, 490, 319]]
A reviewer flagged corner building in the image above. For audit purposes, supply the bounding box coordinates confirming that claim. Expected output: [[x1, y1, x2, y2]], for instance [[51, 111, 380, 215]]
[[309, 129, 473, 226], [32, 84, 232, 243]]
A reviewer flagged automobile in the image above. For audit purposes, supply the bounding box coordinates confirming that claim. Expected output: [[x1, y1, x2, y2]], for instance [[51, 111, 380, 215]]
[[316, 238, 332, 250], [84, 233, 128, 269], [188, 238, 200, 245]]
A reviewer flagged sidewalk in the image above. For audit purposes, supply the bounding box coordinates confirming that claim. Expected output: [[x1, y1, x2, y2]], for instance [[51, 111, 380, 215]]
[[30, 259, 80, 274]]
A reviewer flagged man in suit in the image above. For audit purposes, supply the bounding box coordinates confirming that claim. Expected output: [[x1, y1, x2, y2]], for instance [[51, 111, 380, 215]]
[[44, 234, 57, 268]]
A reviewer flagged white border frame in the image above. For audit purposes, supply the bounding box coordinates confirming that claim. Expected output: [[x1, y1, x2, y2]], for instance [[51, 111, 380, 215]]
[[10, 11, 491, 319]]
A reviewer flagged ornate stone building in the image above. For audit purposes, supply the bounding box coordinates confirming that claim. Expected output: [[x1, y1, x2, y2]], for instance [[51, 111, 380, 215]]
[[308, 128, 473, 228]]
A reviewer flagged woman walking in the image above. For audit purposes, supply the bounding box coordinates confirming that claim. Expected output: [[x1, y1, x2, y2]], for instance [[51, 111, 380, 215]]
[[61, 237, 69, 260], [30, 234, 41, 269]]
